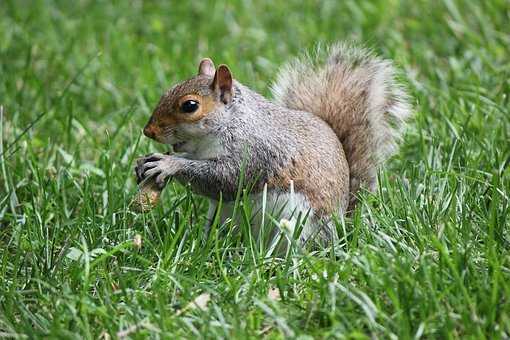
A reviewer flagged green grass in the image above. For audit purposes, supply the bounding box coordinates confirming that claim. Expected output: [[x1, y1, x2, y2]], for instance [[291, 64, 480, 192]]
[[1, 0, 509, 338]]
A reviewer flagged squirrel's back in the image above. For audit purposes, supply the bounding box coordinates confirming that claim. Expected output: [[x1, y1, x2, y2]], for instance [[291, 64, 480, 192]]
[[271, 43, 412, 210]]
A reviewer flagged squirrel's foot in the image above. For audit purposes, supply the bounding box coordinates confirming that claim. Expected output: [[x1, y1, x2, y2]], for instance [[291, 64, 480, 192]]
[[135, 153, 184, 189]]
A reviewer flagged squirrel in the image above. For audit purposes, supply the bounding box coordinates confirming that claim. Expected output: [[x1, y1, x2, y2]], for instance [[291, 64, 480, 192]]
[[135, 43, 411, 244]]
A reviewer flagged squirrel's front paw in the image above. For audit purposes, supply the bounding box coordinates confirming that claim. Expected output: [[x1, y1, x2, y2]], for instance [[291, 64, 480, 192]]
[[135, 153, 184, 189]]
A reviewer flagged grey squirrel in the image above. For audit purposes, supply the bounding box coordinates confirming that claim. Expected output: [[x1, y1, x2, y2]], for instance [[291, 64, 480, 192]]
[[135, 43, 412, 243]]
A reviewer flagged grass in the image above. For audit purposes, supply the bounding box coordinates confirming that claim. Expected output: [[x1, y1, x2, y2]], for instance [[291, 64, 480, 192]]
[[0, 0, 509, 338]]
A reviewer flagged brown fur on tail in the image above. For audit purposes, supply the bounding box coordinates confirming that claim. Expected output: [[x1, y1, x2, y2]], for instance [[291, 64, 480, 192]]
[[271, 43, 412, 210]]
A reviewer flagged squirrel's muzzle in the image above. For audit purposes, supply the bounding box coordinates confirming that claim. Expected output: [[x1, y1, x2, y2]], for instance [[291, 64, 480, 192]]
[[143, 122, 158, 140]]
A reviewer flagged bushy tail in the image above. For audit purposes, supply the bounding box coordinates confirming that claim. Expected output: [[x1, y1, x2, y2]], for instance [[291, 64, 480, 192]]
[[271, 43, 412, 210]]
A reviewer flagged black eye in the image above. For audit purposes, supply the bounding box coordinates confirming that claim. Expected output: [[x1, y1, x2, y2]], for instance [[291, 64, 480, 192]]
[[180, 100, 199, 113]]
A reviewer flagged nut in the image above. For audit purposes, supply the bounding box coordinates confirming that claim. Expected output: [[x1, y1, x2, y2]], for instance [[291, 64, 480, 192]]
[[131, 178, 162, 212]]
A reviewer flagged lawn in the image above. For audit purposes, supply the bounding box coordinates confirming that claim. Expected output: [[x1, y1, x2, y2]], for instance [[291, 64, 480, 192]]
[[0, 0, 509, 338]]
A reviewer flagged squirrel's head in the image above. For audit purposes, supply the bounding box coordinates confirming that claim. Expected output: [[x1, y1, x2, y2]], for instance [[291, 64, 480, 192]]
[[144, 58, 234, 156]]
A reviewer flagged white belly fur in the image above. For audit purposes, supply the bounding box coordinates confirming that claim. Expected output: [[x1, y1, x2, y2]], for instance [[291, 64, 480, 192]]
[[206, 185, 327, 248]]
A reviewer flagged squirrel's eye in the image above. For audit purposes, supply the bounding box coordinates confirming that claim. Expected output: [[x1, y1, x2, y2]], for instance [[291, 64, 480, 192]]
[[180, 100, 199, 113]]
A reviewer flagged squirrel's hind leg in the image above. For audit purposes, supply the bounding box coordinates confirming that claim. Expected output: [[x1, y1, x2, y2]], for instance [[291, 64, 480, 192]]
[[204, 199, 235, 236], [203, 190, 337, 253]]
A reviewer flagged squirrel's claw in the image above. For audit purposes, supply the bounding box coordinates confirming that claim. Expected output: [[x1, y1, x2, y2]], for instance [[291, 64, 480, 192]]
[[135, 159, 147, 183], [155, 173, 171, 189], [135, 154, 183, 189], [140, 161, 158, 177], [142, 165, 169, 189], [135, 153, 169, 183], [135, 166, 142, 183], [143, 166, 161, 180], [142, 153, 167, 162]]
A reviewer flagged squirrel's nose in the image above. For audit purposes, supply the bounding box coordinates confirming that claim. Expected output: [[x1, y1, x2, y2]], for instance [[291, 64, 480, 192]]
[[143, 124, 157, 140]]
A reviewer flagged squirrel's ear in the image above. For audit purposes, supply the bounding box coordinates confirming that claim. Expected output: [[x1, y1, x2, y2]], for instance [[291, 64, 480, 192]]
[[212, 65, 233, 104], [198, 58, 215, 77]]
